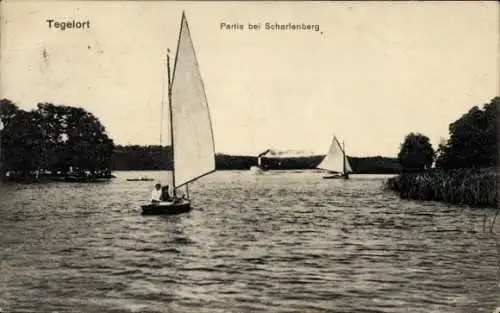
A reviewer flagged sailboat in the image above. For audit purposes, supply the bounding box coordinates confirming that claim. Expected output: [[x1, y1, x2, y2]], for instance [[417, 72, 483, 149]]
[[141, 12, 216, 215], [317, 135, 352, 179]]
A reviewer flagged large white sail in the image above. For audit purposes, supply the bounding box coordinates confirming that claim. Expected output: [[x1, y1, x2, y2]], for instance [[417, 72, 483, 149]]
[[170, 13, 215, 188], [317, 136, 352, 173]]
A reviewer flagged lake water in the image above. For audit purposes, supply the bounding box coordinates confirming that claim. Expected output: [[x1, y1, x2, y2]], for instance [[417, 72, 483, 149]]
[[0, 170, 499, 313]]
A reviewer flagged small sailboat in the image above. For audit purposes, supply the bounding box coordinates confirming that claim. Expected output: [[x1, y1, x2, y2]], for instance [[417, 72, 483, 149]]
[[141, 12, 216, 215], [317, 135, 352, 179]]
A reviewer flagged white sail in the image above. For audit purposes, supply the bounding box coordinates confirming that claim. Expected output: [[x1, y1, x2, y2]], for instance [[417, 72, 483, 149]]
[[170, 13, 215, 188], [317, 136, 352, 173], [344, 151, 353, 173]]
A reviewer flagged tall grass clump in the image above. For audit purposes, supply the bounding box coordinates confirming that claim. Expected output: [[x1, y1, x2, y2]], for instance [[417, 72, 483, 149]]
[[387, 168, 498, 208]]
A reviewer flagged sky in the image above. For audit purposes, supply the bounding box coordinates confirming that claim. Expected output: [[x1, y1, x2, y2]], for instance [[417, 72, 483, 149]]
[[1, 1, 498, 157]]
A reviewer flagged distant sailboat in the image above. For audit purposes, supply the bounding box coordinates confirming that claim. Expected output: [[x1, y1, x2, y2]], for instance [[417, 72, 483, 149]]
[[141, 12, 216, 215], [317, 135, 352, 179]]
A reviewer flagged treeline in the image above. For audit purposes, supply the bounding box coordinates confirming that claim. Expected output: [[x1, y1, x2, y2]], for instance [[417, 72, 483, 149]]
[[253, 155, 400, 173], [0, 98, 402, 182], [0, 99, 114, 181], [112, 145, 172, 170], [388, 96, 498, 208], [112, 146, 400, 173]]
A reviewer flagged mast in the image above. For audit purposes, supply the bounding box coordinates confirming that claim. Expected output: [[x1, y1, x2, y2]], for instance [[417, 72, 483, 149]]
[[167, 49, 176, 197], [160, 58, 166, 146], [342, 141, 346, 174]]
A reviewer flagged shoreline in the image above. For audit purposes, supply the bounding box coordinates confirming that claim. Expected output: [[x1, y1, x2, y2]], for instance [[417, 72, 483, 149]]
[[1, 173, 115, 183], [1, 169, 397, 184]]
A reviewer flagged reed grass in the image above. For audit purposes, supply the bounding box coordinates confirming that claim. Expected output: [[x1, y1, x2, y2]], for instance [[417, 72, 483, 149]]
[[386, 168, 498, 208]]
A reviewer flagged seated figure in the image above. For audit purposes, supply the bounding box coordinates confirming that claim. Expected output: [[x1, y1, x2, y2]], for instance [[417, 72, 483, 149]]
[[161, 185, 173, 201], [151, 183, 162, 203]]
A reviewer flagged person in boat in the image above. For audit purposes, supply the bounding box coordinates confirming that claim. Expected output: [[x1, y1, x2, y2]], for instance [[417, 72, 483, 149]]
[[161, 185, 173, 201], [151, 183, 162, 203]]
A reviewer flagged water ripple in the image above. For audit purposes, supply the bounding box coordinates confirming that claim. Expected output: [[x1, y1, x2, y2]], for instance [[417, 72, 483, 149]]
[[0, 171, 499, 313]]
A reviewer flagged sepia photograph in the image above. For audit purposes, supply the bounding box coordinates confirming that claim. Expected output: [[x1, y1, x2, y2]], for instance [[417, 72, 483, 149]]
[[0, 1, 499, 312]]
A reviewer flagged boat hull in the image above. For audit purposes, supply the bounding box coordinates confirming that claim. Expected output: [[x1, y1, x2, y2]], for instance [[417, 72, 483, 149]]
[[141, 199, 191, 215], [323, 175, 349, 180], [127, 178, 154, 181]]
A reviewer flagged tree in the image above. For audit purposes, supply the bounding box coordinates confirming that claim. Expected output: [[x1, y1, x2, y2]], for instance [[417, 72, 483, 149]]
[[0, 98, 19, 123], [436, 97, 499, 169], [2, 100, 38, 174], [397, 132, 434, 172], [1, 110, 44, 174], [35, 103, 114, 176], [435, 138, 448, 169], [0, 99, 19, 174], [1, 99, 114, 179]]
